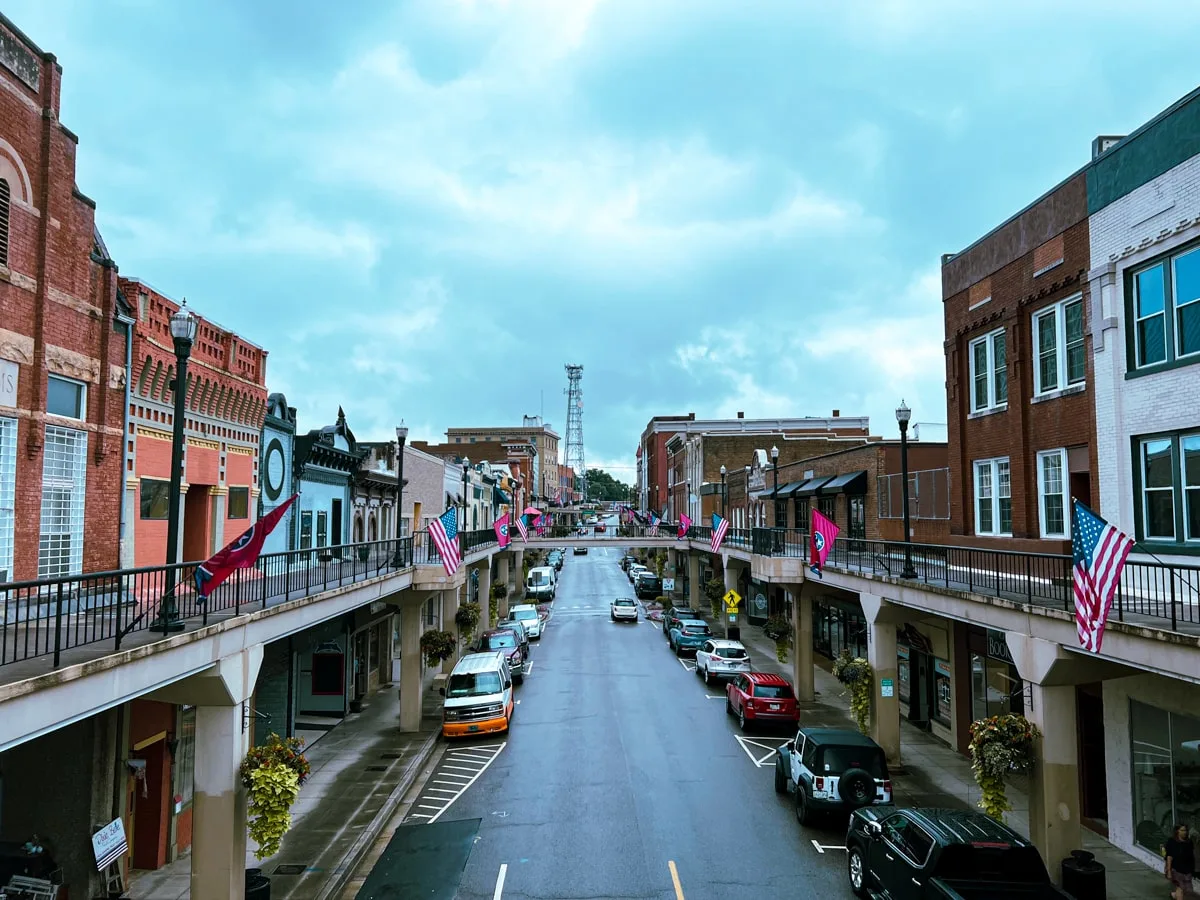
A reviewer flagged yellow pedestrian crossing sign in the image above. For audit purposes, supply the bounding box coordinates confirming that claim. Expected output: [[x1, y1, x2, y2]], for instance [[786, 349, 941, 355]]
[[724, 589, 741, 612]]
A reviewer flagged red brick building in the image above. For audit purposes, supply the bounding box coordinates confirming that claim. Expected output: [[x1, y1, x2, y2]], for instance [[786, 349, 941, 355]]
[[0, 15, 131, 583], [942, 173, 1096, 553], [120, 278, 268, 568]]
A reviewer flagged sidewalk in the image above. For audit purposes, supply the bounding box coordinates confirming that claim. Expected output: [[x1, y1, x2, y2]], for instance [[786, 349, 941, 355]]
[[703, 610, 1165, 900], [128, 676, 444, 900]]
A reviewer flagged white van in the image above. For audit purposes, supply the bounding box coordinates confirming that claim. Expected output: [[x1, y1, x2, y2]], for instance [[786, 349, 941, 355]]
[[525, 565, 556, 601], [441, 651, 514, 738]]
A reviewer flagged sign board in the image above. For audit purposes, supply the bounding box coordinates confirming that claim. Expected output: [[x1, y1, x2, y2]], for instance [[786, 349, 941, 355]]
[[662, 578, 675, 591], [0, 359, 16, 409], [728, 613, 738, 623], [723, 589, 741, 612], [881, 678, 895, 698], [92, 817, 128, 870], [987, 629, 1015, 664]]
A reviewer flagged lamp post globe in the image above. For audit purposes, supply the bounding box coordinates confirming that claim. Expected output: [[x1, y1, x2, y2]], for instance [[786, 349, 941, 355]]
[[896, 400, 917, 579]]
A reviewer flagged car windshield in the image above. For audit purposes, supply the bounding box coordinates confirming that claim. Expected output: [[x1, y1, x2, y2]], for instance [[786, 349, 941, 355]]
[[716, 647, 747, 659], [513, 609, 537, 621], [820, 745, 886, 777], [482, 633, 516, 650], [530, 572, 548, 585], [446, 672, 502, 697], [753, 684, 793, 698], [614, 599, 635, 607]]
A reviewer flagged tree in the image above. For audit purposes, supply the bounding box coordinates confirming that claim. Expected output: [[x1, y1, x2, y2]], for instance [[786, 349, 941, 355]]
[[583, 468, 632, 502]]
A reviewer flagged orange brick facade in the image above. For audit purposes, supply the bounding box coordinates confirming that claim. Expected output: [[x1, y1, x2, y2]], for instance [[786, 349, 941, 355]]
[[0, 16, 128, 582]]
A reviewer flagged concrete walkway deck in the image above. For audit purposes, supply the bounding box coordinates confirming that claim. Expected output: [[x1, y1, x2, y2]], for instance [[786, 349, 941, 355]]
[[710, 611, 1167, 899], [127, 676, 444, 900]]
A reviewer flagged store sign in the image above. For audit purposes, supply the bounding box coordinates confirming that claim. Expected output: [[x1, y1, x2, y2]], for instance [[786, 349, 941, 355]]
[[92, 817, 127, 870], [933, 658, 952, 678], [987, 629, 1014, 664]]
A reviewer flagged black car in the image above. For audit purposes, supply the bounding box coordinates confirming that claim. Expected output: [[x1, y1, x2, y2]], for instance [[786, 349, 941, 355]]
[[620, 555, 636, 571], [573, 546, 588, 555], [845, 807, 1071, 899], [634, 573, 662, 600], [661, 606, 700, 639]]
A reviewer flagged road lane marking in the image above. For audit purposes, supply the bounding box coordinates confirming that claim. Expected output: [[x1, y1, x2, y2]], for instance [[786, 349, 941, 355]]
[[443, 764, 479, 772], [426, 741, 508, 824], [667, 860, 685, 900], [493, 863, 508, 899], [676, 658, 696, 672], [705, 695, 724, 700], [811, 840, 847, 853], [734, 734, 785, 768]]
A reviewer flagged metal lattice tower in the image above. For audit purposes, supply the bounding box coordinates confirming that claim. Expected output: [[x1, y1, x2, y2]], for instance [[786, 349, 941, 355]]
[[564, 364, 586, 502]]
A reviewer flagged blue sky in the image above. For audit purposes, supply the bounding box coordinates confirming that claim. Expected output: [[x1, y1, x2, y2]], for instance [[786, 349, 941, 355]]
[[11, 0, 1200, 481]]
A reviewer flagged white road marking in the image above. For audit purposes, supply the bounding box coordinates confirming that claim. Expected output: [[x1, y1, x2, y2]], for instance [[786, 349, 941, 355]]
[[811, 840, 847, 853], [734, 734, 785, 768], [706, 695, 725, 700], [526, 661, 535, 674], [443, 764, 479, 773], [493, 863, 508, 899], [417, 804, 443, 810], [451, 753, 493, 762], [676, 658, 696, 672], [427, 741, 508, 824]]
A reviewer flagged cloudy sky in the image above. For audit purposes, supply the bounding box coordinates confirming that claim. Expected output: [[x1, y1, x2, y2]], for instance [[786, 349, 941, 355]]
[[10, 1, 1200, 480]]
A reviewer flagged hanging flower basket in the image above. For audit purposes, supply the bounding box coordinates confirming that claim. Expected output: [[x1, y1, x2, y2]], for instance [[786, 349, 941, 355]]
[[241, 734, 310, 859], [704, 578, 726, 618], [419, 629, 457, 667], [832, 650, 873, 734], [455, 602, 481, 640], [968, 713, 1040, 821], [764, 614, 793, 663]]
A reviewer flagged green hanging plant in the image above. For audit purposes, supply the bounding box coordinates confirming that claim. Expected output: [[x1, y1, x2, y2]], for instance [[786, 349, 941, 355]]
[[764, 613, 793, 664], [833, 650, 873, 734], [968, 714, 1040, 822], [419, 629, 457, 667], [455, 601, 481, 640], [241, 734, 309, 860], [703, 578, 726, 618]]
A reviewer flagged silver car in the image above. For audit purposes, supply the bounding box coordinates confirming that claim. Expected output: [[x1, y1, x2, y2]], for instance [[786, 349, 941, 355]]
[[610, 597, 639, 623], [694, 639, 751, 684]]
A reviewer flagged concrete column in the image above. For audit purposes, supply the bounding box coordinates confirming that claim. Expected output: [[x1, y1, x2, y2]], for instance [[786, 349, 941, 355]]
[[666, 548, 679, 599], [1025, 682, 1081, 880], [192, 704, 249, 900], [792, 584, 814, 702], [687, 553, 702, 608], [866, 617, 900, 765], [210, 487, 227, 554], [399, 599, 423, 732], [511, 549, 524, 603], [496, 554, 511, 618], [477, 561, 491, 631], [441, 590, 459, 674]]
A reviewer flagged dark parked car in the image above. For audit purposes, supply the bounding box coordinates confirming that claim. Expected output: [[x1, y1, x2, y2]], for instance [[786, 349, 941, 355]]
[[845, 807, 1072, 899], [620, 555, 636, 571], [492, 619, 529, 659], [634, 573, 662, 599], [469, 629, 525, 684], [661, 606, 700, 638]]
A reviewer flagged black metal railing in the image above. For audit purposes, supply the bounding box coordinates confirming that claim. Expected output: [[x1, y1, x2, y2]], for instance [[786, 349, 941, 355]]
[[411, 528, 499, 566]]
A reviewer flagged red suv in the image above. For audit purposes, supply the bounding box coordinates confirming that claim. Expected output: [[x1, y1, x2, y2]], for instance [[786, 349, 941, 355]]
[[726, 672, 799, 731]]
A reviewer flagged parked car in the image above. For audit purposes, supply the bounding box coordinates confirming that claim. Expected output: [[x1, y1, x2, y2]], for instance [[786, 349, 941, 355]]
[[662, 606, 700, 638], [668, 618, 711, 656], [775, 727, 892, 825], [620, 555, 636, 571], [493, 619, 530, 659], [573, 546, 588, 555], [594, 523, 606, 533], [469, 629, 525, 684], [440, 651, 515, 738], [628, 563, 648, 584], [694, 639, 751, 684], [509, 603, 543, 639], [725, 672, 798, 730], [547, 550, 564, 571], [845, 807, 1072, 899], [634, 572, 662, 599], [610, 597, 639, 622], [525, 565, 556, 601]]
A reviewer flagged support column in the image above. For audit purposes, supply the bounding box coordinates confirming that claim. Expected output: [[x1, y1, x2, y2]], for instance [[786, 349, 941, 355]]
[[477, 561, 491, 631], [687, 553, 701, 608], [441, 589, 459, 674], [792, 584, 814, 702], [1025, 682, 1081, 881], [210, 486, 227, 554], [399, 598, 423, 732], [511, 549, 524, 605], [666, 548, 679, 600], [496, 554, 511, 619], [860, 593, 902, 767], [192, 704, 249, 900]]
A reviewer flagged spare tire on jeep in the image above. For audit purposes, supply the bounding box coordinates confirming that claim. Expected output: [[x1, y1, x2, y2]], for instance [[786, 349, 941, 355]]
[[839, 768, 875, 807]]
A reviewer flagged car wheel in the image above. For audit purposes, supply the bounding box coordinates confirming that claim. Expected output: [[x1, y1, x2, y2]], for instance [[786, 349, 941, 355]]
[[774, 757, 787, 794], [738, 707, 748, 731], [611, 613, 616, 622], [704, 667, 713, 686], [794, 788, 808, 826], [848, 848, 868, 898], [695, 663, 704, 679], [674, 642, 682, 657], [515, 673, 525, 685]]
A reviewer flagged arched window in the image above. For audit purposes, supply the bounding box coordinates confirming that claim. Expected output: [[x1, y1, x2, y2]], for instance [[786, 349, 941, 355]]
[[0, 178, 10, 268], [369, 515, 378, 542], [353, 515, 364, 543]]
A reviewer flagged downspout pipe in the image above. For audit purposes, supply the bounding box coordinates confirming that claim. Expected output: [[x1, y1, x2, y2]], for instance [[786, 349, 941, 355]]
[[116, 307, 135, 566]]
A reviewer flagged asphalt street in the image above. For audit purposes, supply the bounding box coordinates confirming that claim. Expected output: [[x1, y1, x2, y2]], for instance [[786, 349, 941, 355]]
[[363, 518, 857, 899]]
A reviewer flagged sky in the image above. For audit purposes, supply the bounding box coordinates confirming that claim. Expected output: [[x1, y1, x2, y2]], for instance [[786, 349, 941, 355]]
[[9, 0, 1200, 482]]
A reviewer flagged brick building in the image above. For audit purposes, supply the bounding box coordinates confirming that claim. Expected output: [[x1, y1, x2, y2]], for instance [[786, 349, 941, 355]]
[[0, 15, 131, 583], [942, 173, 1096, 554], [120, 278, 268, 568], [411, 438, 536, 522], [446, 417, 559, 504]]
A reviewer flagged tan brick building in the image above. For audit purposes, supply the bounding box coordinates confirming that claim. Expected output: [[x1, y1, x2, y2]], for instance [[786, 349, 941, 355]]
[[446, 418, 559, 504]]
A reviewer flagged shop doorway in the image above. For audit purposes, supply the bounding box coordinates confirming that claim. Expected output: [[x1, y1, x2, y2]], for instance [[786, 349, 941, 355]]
[[907, 650, 933, 729], [1077, 683, 1109, 835], [182, 487, 211, 564], [130, 740, 169, 870], [331, 499, 344, 552]]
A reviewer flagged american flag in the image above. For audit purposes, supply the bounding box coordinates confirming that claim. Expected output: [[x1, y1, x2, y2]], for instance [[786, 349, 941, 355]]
[[429, 507, 461, 576], [515, 514, 529, 542], [648, 513, 660, 536], [710, 513, 729, 553], [1072, 499, 1134, 653]]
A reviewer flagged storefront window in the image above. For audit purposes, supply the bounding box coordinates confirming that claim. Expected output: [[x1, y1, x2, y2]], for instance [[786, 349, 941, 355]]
[[176, 707, 196, 808], [1131, 700, 1200, 853], [898, 645, 911, 705], [934, 659, 953, 725], [969, 652, 1024, 720]]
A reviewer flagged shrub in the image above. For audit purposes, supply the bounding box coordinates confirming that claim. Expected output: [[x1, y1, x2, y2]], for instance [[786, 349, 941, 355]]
[[968, 714, 1040, 821], [419, 629, 457, 667], [832, 651, 873, 734]]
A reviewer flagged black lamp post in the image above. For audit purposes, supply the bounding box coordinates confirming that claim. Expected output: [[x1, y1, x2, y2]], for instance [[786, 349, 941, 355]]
[[896, 400, 917, 579], [393, 422, 408, 566], [720, 465, 727, 517], [770, 445, 780, 524], [462, 457, 471, 534], [154, 303, 197, 633], [744, 465, 750, 527]]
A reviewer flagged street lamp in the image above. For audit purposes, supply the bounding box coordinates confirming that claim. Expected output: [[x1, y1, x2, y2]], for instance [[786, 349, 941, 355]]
[[771, 445, 780, 526], [720, 465, 727, 517], [393, 421, 408, 566], [462, 457, 471, 534], [896, 400, 917, 579], [744, 465, 751, 527], [154, 303, 197, 633]]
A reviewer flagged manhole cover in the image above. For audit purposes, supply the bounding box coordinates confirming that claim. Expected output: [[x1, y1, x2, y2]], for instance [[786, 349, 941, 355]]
[[365, 765, 388, 772], [380, 753, 402, 760], [273, 864, 306, 875]]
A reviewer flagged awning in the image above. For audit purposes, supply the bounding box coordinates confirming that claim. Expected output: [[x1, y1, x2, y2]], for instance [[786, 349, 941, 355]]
[[794, 476, 833, 497], [818, 470, 868, 495], [775, 481, 805, 498], [494, 488, 512, 504]]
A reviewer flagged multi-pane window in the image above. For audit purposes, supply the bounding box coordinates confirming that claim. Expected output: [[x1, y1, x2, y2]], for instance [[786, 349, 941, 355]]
[[1137, 432, 1200, 544], [1037, 449, 1068, 538], [38, 425, 88, 579], [228, 486, 249, 519], [973, 458, 1011, 536], [46, 375, 85, 420], [1131, 245, 1200, 370], [1033, 296, 1085, 395], [969, 329, 1007, 412], [0, 178, 10, 268], [0, 417, 15, 582]]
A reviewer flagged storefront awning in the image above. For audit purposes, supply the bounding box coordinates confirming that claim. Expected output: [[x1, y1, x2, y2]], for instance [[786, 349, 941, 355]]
[[818, 470, 868, 495], [495, 488, 512, 504], [775, 481, 805, 498], [794, 476, 833, 497]]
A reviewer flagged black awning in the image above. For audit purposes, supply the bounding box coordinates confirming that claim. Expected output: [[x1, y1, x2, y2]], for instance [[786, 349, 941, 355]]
[[776, 481, 805, 498], [819, 470, 869, 495], [795, 476, 833, 497]]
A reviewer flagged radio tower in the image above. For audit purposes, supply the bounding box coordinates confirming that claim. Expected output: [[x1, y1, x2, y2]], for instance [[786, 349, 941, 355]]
[[564, 365, 586, 504]]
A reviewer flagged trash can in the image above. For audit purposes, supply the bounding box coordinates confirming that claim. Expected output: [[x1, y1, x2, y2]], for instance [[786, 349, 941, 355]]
[[1060, 849, 1105, 900], [246, 869, 271, 900]]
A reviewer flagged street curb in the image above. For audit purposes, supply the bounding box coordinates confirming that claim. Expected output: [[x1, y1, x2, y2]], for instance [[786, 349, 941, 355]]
[[313, 729, 441, 900]]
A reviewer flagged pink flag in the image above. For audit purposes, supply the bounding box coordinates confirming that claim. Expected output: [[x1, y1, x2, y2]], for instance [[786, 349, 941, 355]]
[[809, 508, 840, 579], [678, 513, 692, 539], [494, 513, 511, 549]]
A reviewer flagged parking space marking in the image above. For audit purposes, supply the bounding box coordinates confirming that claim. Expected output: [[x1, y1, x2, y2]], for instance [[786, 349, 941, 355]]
[[734, 734, 785, 768], [667, 860, 686, 900], [493, 863, 508, 899], [810, 840, 847, 854], [676, 658, 697, 672], [705, 695, 725, 700], [404, 742, 507, 824]]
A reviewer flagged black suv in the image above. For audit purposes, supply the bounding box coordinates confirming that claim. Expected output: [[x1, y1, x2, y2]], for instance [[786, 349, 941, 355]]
[[775, 727, 892, 825], [634, 573, 662, 599]]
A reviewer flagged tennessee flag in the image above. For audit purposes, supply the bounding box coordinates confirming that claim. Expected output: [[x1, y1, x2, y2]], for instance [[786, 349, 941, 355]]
[[809, 507, 840, 579], [195, 494, 298, 600], [678, 513, 692, 539], [494, 513, 511, 549]]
